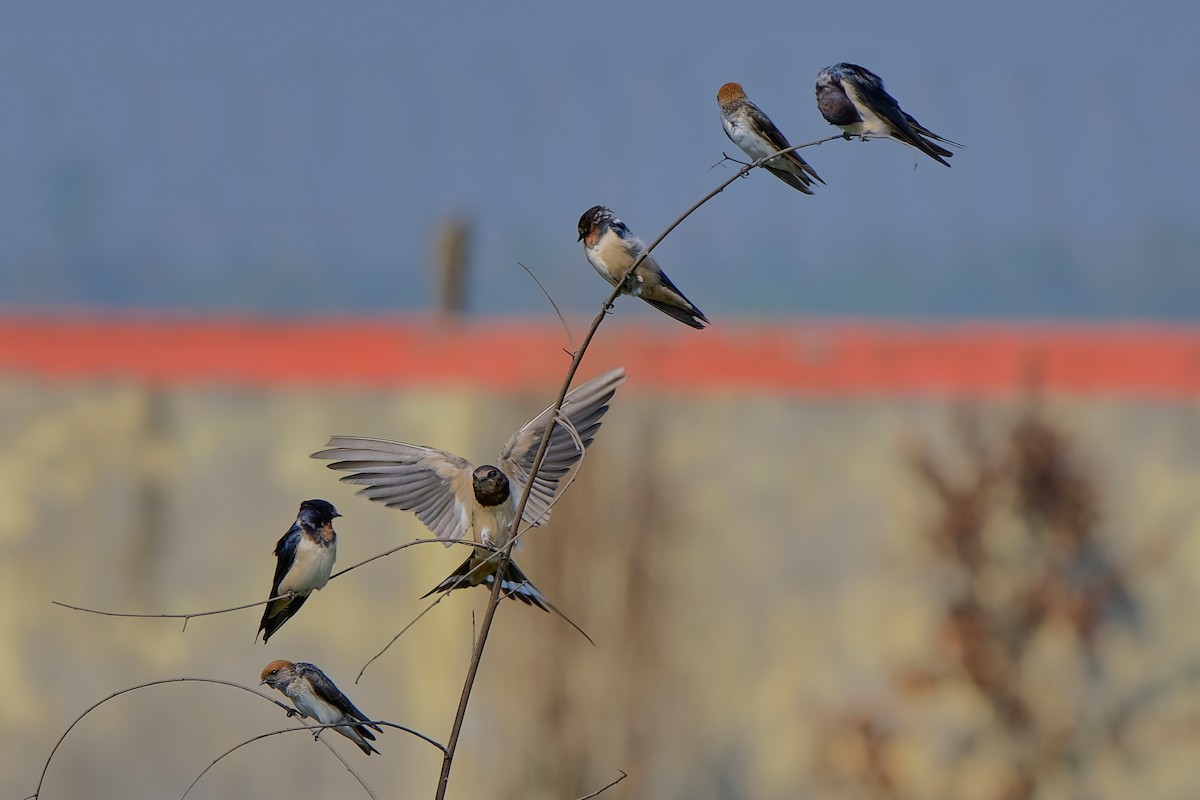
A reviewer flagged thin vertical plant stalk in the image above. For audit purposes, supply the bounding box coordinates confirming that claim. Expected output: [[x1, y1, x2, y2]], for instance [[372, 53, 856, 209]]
[[432, 136, 840, 799]]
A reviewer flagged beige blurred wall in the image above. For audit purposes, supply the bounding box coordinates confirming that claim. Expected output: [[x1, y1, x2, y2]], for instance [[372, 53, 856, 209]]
[[3, 377, 1199, 799]]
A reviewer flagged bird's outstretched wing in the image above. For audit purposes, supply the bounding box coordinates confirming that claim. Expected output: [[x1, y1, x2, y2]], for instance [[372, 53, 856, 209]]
[[498, 368, 627, 527], [314, 439, 473, 542]]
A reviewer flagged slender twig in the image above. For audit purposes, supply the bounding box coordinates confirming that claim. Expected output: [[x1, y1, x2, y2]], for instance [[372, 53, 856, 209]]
[[712, 151, 751, 170], [51, 538, 480, 624], [32, 676, 444, 800], [373, 720, 449, 753], [179, 723, 379, 800], [51, 596, 286, 626], [518, 260, 577, 352], [330, 537, 481, 580], [432, 136, 838, 800], [356, 588, 456, 682], [574, 770, 629, 800], [180, 719, 448, 800], [33, 678, 291, 800]]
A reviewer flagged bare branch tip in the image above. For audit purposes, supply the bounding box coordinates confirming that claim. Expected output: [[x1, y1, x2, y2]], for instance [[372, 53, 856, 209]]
[[574, 769, 630, 800], [517, 260, 577, 351]]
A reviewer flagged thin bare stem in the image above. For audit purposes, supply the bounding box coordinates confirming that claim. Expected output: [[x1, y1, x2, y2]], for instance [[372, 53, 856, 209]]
[[51, 596, 284, 626], [356, 589, 455, 682], [575, 770, 629, 800], [518, 260, 577, 352], [330, 537, 482, 580], [432, 136, 837, 800], [32, 678, 291, 800], [713, 151, 751, 170], [51, 538, 479, 624], [180, 723, 378, 800], [33, 676, 444, 800], [180, 718, 447, 800], [433, 550, 508, 799], [374, 720, 450, 753]]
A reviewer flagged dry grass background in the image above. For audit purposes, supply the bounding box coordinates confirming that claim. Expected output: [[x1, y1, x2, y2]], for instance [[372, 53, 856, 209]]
[[3, 376, 1199, 798]]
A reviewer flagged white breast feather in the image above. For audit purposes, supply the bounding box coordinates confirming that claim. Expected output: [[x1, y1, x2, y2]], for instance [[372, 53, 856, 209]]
[[280, 535, 336, 594]]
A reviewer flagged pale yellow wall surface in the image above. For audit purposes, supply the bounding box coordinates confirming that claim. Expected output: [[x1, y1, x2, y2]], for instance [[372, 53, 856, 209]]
[[3, 378, 1199, 799]]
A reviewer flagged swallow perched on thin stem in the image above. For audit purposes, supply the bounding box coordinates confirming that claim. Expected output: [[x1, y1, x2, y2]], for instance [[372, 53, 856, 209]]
[[815, 63, 962, 166], [312, 369, 626, 634], [260, 660, 382, 755], [257, 499, 340, 644], [717, 82, 824, 194], [577, 206, 708, 329]]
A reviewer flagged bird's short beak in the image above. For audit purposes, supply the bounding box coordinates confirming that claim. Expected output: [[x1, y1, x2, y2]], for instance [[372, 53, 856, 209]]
[[577, 231, 585, 242], [260, 679, 268, 685]]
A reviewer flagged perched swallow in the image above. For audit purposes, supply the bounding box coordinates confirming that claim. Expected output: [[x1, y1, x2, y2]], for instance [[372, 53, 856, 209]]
[[257, 499, 340, 644], [577, 206, 708, 329], [815, 63, 962, 166], [260, 660, 381, 755], [312, 369, 626, 632], [717, 82, 824, 194]]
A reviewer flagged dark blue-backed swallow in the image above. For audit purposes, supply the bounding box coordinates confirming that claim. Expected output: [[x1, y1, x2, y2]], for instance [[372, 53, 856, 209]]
[[815, 63, 962, 166], [577, 206, 708, 329], [260, 660, 381, 755], [718, 82, 824, 194], [312, 369, 626, 638], [257, 499, 340, 644]]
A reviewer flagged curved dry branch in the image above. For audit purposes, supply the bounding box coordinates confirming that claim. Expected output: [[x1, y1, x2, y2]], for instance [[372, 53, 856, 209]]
[[33, 676, 445, 800], [179, 719, 448, 800], [32, 677, 290, 799], [432, 136, 841, 800], [575, 770, 629, 800], [328, 537, 482, 581], [179, 723, 378, 800], [518, 260, 578, 353], [355, 584, 458, 682], [50, 538, 481, 624], [51, 595, 286, 630]]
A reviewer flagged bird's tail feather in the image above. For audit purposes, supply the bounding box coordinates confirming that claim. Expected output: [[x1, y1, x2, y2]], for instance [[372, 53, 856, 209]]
[[643, 298, 708, 329], [765, 165, 817, 194], [344, 725, 380, 755], [257, 593, 307, 644], [423, 551, 594, 644]]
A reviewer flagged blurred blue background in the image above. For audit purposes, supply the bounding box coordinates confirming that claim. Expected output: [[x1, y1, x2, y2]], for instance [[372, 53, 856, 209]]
[[2, 0, 1196, 318]]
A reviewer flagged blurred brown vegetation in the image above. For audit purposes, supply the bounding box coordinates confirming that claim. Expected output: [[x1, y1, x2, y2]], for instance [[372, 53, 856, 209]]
[[812, 405, 1198, 800], [3, 378, 1200, 799]]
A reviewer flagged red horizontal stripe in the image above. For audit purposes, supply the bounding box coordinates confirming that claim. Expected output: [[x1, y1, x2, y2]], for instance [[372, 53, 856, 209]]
[[1, 313, 1198, 399]]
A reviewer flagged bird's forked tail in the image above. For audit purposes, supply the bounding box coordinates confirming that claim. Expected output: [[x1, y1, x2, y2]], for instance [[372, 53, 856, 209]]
[[423, 549, 594, 644]]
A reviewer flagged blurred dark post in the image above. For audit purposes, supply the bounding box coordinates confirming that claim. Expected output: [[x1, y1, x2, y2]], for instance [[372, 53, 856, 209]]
[[130, 387, 170, 600], [433, 215, 472, 320]]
